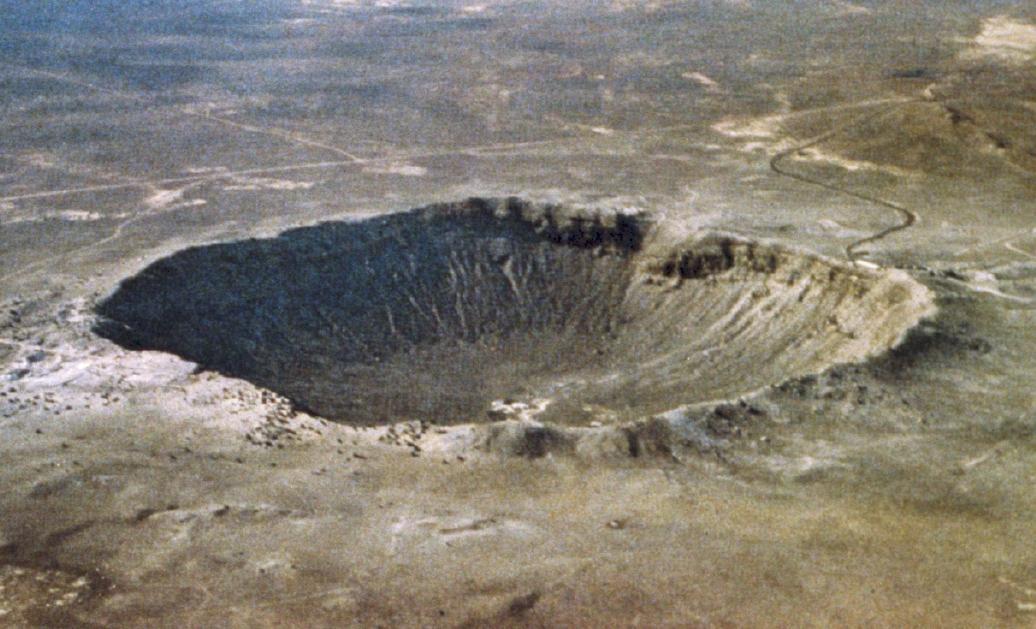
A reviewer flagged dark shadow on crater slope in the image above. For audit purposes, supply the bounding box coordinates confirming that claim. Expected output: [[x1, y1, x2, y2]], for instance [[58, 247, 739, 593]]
[[94, 197, 933, 426]]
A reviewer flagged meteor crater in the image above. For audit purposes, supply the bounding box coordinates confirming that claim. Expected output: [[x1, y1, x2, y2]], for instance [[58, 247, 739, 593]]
[[94, 198, 932, 426]]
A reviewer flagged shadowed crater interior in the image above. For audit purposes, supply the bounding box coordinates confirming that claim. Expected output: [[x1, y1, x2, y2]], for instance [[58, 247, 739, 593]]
[[94, 197, 933, 426]]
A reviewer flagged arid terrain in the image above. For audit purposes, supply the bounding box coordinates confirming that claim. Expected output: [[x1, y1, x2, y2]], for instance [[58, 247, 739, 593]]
[[2, 1, 1036, 626]]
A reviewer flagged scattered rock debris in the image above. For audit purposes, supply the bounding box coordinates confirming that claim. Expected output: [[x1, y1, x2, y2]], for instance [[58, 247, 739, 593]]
[[0, 564, 99, 625]]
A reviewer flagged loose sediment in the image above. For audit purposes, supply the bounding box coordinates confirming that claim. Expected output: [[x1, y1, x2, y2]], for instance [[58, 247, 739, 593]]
[[94, 197, 934, 426]]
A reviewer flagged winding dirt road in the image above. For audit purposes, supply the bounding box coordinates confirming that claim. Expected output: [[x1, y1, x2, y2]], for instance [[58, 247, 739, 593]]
[[768, 101, 920, 262]]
